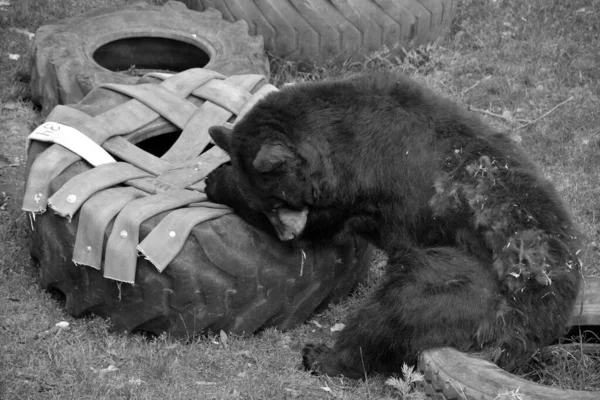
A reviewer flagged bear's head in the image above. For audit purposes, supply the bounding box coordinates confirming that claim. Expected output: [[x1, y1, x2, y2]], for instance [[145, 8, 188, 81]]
[[209, 121, 314, 241]]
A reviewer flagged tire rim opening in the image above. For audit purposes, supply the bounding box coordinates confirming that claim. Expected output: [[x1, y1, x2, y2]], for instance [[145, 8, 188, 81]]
[[93, 37, 210, 76], [134, 131, 181, 158]]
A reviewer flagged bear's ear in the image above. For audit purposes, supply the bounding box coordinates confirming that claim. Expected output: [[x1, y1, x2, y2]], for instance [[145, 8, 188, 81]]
[[208, 125, 233, 152], [253, 143, 295, 173]]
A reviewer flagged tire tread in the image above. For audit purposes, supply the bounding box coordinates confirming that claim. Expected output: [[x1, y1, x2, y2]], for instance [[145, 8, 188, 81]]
[[418, 347, 600, 400], [183, 0, 456, 63]]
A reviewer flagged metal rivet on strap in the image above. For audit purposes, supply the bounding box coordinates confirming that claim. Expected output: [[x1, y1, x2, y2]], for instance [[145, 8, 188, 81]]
[[169, 231, 176, 238], [66, 194, 77, 203], [119, 230, 128, 239], [86, 246, 92, 252]]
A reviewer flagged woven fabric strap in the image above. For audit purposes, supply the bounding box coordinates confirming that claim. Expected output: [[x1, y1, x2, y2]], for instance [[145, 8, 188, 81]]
[[22, 68, 278, 283]]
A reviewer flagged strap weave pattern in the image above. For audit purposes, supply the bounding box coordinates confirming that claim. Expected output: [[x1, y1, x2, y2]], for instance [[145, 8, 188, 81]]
[[23, 68, 277, 283]]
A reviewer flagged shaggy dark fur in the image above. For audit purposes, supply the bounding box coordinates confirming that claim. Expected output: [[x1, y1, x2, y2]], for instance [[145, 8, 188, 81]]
[[205, 72, 583, 378]]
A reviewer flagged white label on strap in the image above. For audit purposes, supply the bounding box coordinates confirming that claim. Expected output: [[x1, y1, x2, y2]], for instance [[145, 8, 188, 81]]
[[27, 121, 117, 167]]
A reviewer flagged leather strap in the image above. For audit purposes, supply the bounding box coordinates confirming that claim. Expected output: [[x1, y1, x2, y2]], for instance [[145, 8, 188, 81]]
[[23, 69, 224, 213], [103, 189, 207, 283], [100, 83, 198, 130], [72, 187, 147, 269], [47, 162, 151, 221], [23, 68, 280, 285], [160, 74, 267, 163], [138, 206, 233, 272], [152, 146, 230, 190]]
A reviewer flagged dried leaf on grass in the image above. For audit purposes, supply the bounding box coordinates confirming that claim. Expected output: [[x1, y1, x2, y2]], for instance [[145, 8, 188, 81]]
[[33, 321, 70, 339], [194, 381, 217, 386], [219, 329, 228, 349], [309, 320, 324, 328], [330, 323, 345, 332], [90, 364, 118, 379]]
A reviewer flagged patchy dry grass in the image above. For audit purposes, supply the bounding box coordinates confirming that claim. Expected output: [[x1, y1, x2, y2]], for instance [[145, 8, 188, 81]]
[[1, 0, 599, 399], [514, 335, 600, 391]]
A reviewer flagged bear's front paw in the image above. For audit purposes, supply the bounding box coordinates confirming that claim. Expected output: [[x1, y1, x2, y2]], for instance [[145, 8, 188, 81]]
[[302, 343, 365, 379], [204, 165, 229, 203], [302, 343, 332, 374]]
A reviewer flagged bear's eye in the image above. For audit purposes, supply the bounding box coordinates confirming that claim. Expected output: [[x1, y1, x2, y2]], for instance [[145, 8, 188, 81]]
[[269, 194, 303, 212], [270, 202, 284, 211]]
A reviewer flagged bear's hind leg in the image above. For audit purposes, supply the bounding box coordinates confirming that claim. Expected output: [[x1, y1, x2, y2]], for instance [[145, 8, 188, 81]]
[[302, 246, 499, 377]]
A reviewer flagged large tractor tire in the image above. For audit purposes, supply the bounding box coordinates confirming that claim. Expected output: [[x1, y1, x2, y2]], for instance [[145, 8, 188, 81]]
[[29, 187, 372, 338], [180, 0, 456, 64], [29, 1, 269, 115], [24, 69, 373, 339]]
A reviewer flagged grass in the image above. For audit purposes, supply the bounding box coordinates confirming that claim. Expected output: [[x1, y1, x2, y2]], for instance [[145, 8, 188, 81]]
[[1, 0, 599, 399], [515, 336, 600, 391]]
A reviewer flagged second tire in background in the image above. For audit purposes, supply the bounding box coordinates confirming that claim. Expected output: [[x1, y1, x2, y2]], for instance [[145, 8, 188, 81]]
[[181, 0, 456, 65]]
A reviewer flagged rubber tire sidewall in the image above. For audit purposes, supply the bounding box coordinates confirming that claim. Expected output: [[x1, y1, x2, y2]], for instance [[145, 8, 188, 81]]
[[29, 1, 269, 114]]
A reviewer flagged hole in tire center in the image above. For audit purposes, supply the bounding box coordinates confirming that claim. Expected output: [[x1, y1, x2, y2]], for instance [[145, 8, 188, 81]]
[[134, 131, 181, 158], [93, 37, 210, 76]]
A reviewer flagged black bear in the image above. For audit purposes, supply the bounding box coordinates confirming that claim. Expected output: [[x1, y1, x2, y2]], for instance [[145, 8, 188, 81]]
[[205, 72, 583, 379]]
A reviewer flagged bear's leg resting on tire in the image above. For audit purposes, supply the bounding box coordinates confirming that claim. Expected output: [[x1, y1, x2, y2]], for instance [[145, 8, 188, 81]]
[[302, 245, 578, 377]]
